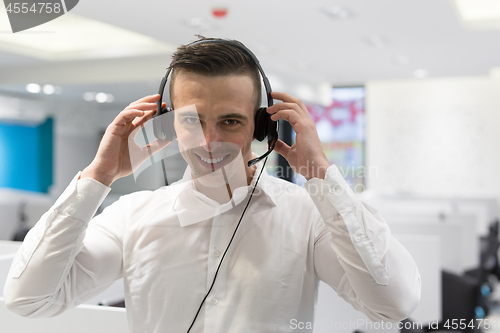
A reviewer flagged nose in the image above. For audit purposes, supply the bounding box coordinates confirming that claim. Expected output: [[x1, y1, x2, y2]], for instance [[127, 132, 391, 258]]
[[200, 124, 223, 151]]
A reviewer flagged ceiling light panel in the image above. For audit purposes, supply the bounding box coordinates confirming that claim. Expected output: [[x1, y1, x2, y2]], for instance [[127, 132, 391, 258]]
[[454, 0, 500, 30], [322, 6, 353, 20], [455, 0, 500, 21], [0, 7, 176, 61]]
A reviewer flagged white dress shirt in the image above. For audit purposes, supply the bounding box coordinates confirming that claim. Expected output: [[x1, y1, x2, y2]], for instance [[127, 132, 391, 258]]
[[4, 161, 421, 333]]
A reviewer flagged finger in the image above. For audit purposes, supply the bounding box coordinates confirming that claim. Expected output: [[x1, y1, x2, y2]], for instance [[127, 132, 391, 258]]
[[132, 109, 156, 127], [146, 139, 171, 155], [267, 102, 309, 118], [131, 102, 167, 127], [113, 109, 147, 126], [269, 109, 303, 127], [270, 92, 307, 111], [126, 102, 159, 112], [273, 139, 291, 160], [135, 139, 171, 166], [129, 94, 161, 105], [129, 124, 146, 141]]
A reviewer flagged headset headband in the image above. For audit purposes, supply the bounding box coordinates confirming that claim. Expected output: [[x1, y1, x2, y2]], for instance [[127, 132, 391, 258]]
[[156, 39, 274, 113], [154, 38, 278, 172]]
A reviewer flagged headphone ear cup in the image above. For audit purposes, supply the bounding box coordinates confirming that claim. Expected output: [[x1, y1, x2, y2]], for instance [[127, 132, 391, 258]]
[[254, 108, 269, 142], [267, 117, 278, 145], [254, 107, 278, 145], [153, 108, 176, 141]]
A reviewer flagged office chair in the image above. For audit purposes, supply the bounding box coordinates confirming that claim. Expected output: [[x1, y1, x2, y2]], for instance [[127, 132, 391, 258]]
[[399, 271, 482, 333], [11, 201, 31, 242], [464, 220, 500, 318], [355, 270, 482, 333]]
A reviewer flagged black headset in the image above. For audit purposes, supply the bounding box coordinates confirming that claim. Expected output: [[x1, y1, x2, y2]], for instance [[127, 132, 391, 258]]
[[152, 39, 279, 168]]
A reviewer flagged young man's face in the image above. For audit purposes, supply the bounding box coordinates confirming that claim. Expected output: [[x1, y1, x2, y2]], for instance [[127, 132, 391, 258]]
[[171, 70, 257, 187]]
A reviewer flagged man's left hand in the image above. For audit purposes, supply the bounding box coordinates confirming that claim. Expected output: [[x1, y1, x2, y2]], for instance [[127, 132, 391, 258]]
[[267, 92, 331, 180]]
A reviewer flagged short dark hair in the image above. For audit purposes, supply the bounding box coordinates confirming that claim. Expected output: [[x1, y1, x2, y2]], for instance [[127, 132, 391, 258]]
[[169, 36, 262, 111]]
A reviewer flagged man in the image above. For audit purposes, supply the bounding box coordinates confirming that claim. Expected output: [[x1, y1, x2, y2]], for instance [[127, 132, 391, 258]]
[[4, 37, 420, 332]]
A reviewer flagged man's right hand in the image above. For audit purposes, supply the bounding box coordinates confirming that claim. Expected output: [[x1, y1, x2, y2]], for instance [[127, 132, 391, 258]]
[[81, 94, 170, 186]]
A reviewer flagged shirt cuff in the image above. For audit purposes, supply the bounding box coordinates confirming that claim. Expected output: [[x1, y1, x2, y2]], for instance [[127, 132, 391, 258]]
[[303, 164, 357, 213], [53, 172, 111, 222]]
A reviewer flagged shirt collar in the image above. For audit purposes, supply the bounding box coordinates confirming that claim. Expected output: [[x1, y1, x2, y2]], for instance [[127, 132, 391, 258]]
[[170, 153, 277, 227]]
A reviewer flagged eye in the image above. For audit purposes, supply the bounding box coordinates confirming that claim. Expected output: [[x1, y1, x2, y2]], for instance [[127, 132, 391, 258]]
[[185, 117, 200, 124], [223, 119, 239, 126]]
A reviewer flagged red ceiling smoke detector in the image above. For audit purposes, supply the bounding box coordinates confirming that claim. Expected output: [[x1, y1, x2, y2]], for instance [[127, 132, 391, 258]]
[[212, 7, 228, 18]]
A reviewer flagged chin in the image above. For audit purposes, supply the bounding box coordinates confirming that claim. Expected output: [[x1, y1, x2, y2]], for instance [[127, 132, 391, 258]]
[[189, 150, 247, 188]]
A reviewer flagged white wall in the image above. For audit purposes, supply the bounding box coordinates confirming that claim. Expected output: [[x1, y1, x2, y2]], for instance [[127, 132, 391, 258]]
[[366, 76, 500, 207]]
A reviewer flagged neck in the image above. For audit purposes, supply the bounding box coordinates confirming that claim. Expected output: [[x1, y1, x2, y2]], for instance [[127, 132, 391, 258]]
[[193, 160, 257, 205]]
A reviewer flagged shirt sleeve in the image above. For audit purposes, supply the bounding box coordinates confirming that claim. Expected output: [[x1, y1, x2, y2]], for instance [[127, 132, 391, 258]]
[[3, 172, 124, 318], [304, 165, 421, 322]]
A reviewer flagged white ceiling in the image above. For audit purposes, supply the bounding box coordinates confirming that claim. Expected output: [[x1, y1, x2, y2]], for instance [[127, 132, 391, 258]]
[[1, 0, 500, 104]]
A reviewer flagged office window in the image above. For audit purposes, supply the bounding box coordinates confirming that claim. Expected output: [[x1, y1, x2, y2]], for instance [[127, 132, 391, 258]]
[[297, 86, 366, 191]]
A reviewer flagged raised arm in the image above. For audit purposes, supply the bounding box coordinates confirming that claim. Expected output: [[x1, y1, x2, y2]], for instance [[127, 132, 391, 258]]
[[3, 177, 123, 317], [4, 95, 168, 317], [306, 165, 421, 322], [267, 92, 421, 321]]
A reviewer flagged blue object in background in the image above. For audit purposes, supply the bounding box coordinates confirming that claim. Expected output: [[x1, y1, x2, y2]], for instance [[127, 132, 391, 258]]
[[0, 118, 53, 193]]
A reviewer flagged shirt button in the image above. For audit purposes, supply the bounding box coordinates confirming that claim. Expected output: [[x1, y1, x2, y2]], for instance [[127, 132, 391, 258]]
[[211, 298, 218, 304], [318, 195, 324, 201], [214, 249, 221, 257], [76, 194, 83, 201], [355, 235, 361, 242], [330, 185, 341, 194]]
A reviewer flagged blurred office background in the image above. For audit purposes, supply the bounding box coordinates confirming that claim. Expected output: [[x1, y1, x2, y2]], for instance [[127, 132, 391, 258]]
[[1, 0, 500, 332]]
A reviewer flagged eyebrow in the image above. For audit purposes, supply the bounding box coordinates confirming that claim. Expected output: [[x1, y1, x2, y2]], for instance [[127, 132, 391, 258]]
[[176, 111, 200, 118], [176, 111, 249, 122], [217, 113, 249, 122]]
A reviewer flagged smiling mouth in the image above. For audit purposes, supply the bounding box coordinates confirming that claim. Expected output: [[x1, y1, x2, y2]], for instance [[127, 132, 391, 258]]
[[195, 153, 231, 168]]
